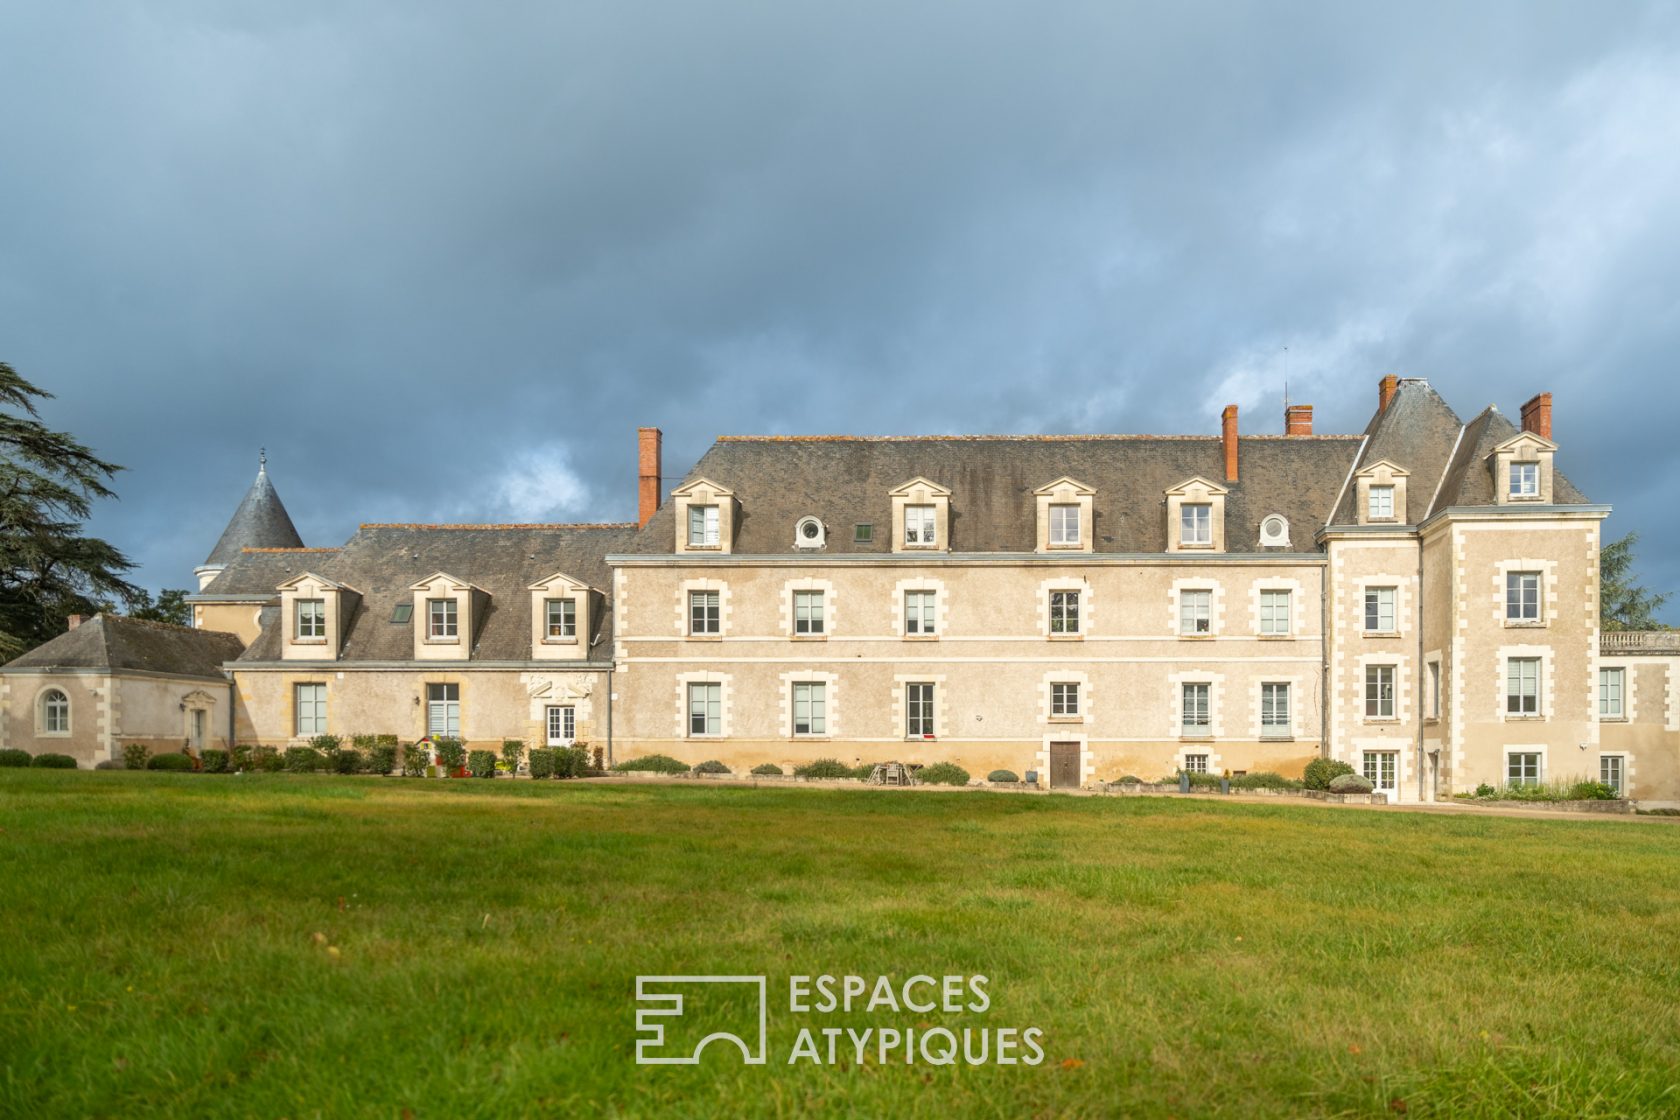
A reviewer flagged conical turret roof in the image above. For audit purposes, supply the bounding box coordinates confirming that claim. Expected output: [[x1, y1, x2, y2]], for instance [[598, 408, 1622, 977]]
[[203, 453, 304, 567]]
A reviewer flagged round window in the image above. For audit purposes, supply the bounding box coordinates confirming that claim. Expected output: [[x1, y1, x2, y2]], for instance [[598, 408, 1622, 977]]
[[801, 520, 820, 539]]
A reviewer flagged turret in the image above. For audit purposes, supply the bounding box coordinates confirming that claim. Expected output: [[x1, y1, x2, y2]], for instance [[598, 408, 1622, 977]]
[[195, 450, 305, 590]]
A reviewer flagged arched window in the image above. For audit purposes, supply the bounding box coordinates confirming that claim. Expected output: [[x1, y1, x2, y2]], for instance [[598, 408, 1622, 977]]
[[41, 689, 69, 734]]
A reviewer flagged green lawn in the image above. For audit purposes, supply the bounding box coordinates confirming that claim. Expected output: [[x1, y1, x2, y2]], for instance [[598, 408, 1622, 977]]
[[1, 773, 1677, 1119]]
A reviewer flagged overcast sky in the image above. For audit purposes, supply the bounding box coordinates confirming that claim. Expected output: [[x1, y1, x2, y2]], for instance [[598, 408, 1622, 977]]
[[1, 2, 1676, 620]]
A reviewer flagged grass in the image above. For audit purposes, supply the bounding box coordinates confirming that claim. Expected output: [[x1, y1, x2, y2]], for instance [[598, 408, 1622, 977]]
[[1, 773, 1678, 1118]]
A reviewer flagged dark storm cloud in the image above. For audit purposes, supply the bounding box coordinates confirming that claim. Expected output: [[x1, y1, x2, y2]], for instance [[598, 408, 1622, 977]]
[[1, 1, 1676, 619]]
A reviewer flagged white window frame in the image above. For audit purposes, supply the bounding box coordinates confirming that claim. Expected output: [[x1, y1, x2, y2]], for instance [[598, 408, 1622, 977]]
[[793, 590, 825, 636], [905, 682, 936, 738], [426, 683, 460, 738], [904, 504, 938, 547], [427, 598, 458, 640], [1506, 657, 1541, 717], [1367, 485, 1395, 521], [1049, 590, 1081, 635], [1509, 461, 1539, 498], [1427, 659, 1442, 720], [41, 688, 70, 734], [1050, 682, 1080, 718], [296, 598, 326, 640], [689, 590, 721, 636], [1600, 754, 1624, 796], [1364, 587, 1397, 633], [1179, 590, 1212, 635], [546, 704, 576, 745], [792, 681, 827, 737], [1181, 682, 1210, 736], [1505, 572, 1541, 622], [904, 590, 937, 636], [1259, 590, 1291, 636], [1181, 503, 1212, 546], [1260, 682, 1290, 737], [1048, 503, 1081, 546], [545, 597, 576, 640], [295, 683, 327, 736], [1365, 665, 1396, 719], [1598, 667, 1625, 720], [1183, 753, 1209, 773], [1507, 750, 1541, 787], [688, 504, 721, 548], [687, 682, 722, 737]]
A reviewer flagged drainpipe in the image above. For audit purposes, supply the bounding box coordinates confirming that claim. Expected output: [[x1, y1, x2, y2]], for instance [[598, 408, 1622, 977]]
[[1416, 543, 1426, 802], [1319, 558, 1330, 762], [606, 665, 614, 767], [226, 673, 236, 750]]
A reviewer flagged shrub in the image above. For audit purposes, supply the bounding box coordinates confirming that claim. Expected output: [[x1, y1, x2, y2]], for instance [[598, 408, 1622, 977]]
[[918, 762, 970, 786], [432, 738, 466, 774], [987, 770, 1019, 784], [558, 747, 589, 778], [201, 749, 230, 774], [123, 743, 150, 771], [365, 742, 397, 775], [146, 753, 193, 771], [612, 754, 689, 774], [851, 763, 879, 780], [252, 746, 283, 773], [333, 748, 362, 774], [31, 753, 78, 769], [1185, 771, 1222, 789], [1569, 781, 1617, 801], [351, 733, 379, 753], [94, 759, 124, 770], [584, 744, 604, 771], [693, 759, 731, 775], [1116, 774, 1142, 784], [1229, 771, 1302, 790], [0, 748, 30, 768], [401, 742, 429, 777], [528, 748, 556, 779], [1328, 773, 1375, 794], [1303, 758, 1356, 790], [283, 746, 325, 773], [792, 758, 853, 780], [1475, 782, 1497, 798], [501, 740, 525, 774], [750, 763, 783, 776], [467, 750, 497, 778], [309, 734, 342, 758]]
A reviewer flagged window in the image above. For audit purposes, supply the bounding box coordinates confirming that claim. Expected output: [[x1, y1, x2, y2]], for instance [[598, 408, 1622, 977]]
[[1509, 462, 1539, 498], [1506, 657, 1541, 716], [41, 689, 69, 734], [1261, 683, 1290, 736], [296, 599, 326, 639], [904, 505, 937, 546], [545, 705, 575, 745], [906, 683, 935, 737], [687, 683, 721, 736], [1368, 485, 1395, 520], [1259, 590, 1291, 636], [1364, 587, 1396, 633], [1428, 660, 1441, 720], [1600, 755, 1623, 796], [1505, 572, 1540, 622], [1183, 753, 1209, 773], [854, 523, 874, 544], [1050, 682, 1080, 717], [793, 590, 825, 636], [1507, 751, 1540, 787], [427, 598, 457, 640], [688, 504, 720, 547], [792, 682, 826, 736], [545, 598, 576, 640], [295, 683, 327, 736], [1179, 590, 1211, 635], [1049, 590, 1080, 635], [689, 590, 720, 635], [190, 709, 206, 750], [390, 602, 413, 624], [1598, 667, 1625, 719], [1365, 666, 1395, 719], [1181, 683, 1210, 735], [1049, 504, 1081, 546], [904, 590, 937, 636], [1181, 503, 1212, 545], [426, 684, 459, 737]]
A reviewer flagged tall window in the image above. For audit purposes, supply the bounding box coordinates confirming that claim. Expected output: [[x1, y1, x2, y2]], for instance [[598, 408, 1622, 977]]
[[1505, 572, 1540, 622], [1509, 462, 1539, 498], [1049, 590, 1080, 634], [426, 683, 459, 737], [295, 683, 327, 736], [688, 682, 721, 736], [793, 682, 826, 736], [688, 505, 720, 547], [1259, 590, 1291, 636], [793, 590, 825, 635], [1365, 665, 1395, 719], [1600, 755, 1623, 796], [1179, 590, 1211, 635], [546, 704, 575, 745], [1598, 667, 1625, 719], [904, 505, 937, 546], [904, 590, 937, 635], [1507, 751, 1540, 787], [1367, 485, 1395, 520], [1181, 504, 1212, 545], [1049, 504, 1081, 546], [1364, 587, 1396, 632], [689, 590, 720, 635], [296, 599, 326, 639], [1181, 683, 1210, 735], [428, 598, 457, 639], [1261, 683, 1290, 736], [1428, 661, 1442, 719], [545, 598, 576, 639], [906, 683, 935, 737], [1507, 657, 1541, 716], [41, 689, 69, 734], [1050, 682, 1080, 717]]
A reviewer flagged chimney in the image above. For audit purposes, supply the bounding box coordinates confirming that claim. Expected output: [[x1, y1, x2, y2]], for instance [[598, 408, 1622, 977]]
[[67, 614, 84, 631], [1520, 392, 1552, 440], [1378, 374, 1398, 412], [637, 427, 663, 528], [1284, 404, 1314, 435], [1221, 404, 1239, 483]]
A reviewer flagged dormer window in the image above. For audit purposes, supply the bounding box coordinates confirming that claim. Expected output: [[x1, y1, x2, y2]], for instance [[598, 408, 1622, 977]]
[[1488, 433, 1556, 506], [295, 599, 326, 640], [688, 505, 720, 547], [1510, 462, 1539, 499], [1353, 460, 1409, 526], [428, 599, 458, 640], [672, 479, 737, 554], [889, 479, 952, 554], [528, 571, 594, 660], [1165, 478, 1227, 552], [1049, 505, 1080, 546], [277, 572, 361, 662], [1035, 478, 1096, 553], [1181, 504, 1211, 545], [1368, 485, 1395, 521], [904, 505, 937, 546], [545, 598, 576, 640]]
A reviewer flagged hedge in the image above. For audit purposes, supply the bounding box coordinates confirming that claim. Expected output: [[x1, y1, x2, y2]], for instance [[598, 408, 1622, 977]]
[[1328, 772, 1375, 794], [792, 758, 852, 779], [1303, 758, 1356, 791], [31, 753, 78, 769], [917, 762, 970, 786], [467, 750, 497, 778], [750, 763, 783, 776], [528, 748, 557, 779], [201, 749, 230, 774], [693, 760, 731, 775], [612, 754, 688, 774], [332, 748, 362, 774], [987, 770, 1019, 783], [433, 738, 467, 774], [146, 753, 194, 772], [0, 748, 30, 768], [283, 746, 326, 773], [122, 743, 150, 771]]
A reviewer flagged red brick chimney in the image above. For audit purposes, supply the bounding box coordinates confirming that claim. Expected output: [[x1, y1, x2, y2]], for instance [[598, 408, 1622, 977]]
[[67, 614, 84, 630], [1520, 392, 1552, 440], [1221, 405, 1239, 483], [1284, 404, 1313, 435], [637, 427, 663, 528], [1378, 374, 1398, 412]]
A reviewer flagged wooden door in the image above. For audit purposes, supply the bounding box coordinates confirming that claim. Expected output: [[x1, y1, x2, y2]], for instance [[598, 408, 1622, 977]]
[[1049, 742, 1081, 789]]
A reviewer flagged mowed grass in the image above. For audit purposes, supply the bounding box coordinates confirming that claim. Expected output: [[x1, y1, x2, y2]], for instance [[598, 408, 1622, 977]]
[[1, 774, 1678, 1119]]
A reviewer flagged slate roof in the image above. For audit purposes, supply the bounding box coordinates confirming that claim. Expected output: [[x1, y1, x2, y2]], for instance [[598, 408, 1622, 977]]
[[203, 461, 305, 567], [236, 523, 637, 664], [3, 615, 244, 680], [191, 548, 344, 599], [1433, 406, 1590, 510], [627, 433, 1365, 555]]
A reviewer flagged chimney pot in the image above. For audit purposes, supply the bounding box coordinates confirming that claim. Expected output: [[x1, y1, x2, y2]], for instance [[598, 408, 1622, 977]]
[[1284, 404, 1314, 436], [637, 427, 663, 528], [1520, 392, 1552, 440], [1378, 374, 1399, 412], [1221, 404, 1239, 483], [67, 614, 84, 630]]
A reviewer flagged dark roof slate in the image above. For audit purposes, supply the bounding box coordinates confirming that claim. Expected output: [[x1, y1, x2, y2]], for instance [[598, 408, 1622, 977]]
[[204, 463, 304, 567], [3, 615, 244, 680], [1433, 406, 1591, 509]]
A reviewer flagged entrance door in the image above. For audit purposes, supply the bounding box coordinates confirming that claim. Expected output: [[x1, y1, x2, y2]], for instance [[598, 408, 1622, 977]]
[[546, 705, 575, 747], [1362, 751, 1398, 800], [1049, 742, 1081, 789]]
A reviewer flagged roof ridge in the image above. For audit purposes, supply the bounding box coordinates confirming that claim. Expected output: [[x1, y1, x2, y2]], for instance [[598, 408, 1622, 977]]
[[356, 522, 637, 531], [717, 434, 1229, 443], [241, 547, 342, 553], [108, 614, 223, 637]]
